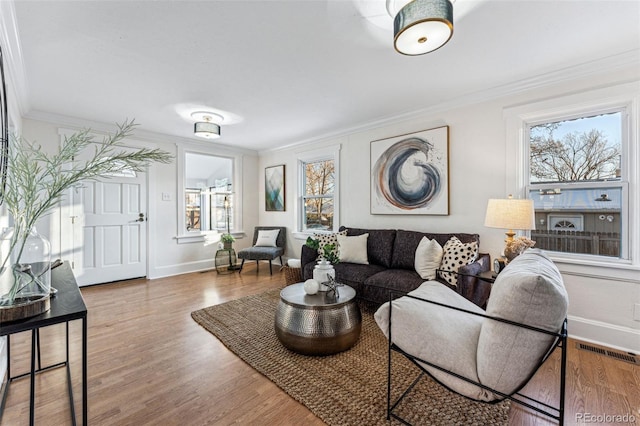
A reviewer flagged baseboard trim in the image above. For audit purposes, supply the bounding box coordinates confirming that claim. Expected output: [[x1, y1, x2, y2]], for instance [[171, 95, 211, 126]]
[[149, 259, 216, 279], [149, 257, 286, 280], [568, 315, 640, 354]]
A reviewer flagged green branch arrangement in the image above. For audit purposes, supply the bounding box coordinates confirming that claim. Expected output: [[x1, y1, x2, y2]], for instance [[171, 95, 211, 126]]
[[305, 236, 339, 264], [0, 120, 173, 305]]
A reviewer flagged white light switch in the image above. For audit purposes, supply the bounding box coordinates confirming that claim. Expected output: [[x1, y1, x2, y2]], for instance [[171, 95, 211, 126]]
[[162, 192, 171, 201]]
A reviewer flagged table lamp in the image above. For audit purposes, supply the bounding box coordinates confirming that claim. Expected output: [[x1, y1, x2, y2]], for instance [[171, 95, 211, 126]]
[[484, 195, 536, 262]]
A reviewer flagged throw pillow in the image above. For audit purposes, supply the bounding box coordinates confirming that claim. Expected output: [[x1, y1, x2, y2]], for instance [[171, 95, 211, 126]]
[[255, 229, 280, 247], [437, 237, 479, 287], [415, 237, 444, 280], [337, 233, 369, 264], [313, 230, 347, 259]]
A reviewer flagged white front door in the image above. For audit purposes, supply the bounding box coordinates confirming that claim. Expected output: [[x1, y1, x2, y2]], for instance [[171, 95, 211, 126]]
[[70, 171, 147, 286]]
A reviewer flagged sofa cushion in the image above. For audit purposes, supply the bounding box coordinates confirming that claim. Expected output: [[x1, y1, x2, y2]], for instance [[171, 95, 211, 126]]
[[415, 237, 443, 280], [340, 226, 396, 268], [437, 237, 479, 287], [390, 230, 480, 270], [333, 262, 385, 287], [337, 233, 369, 264], [477, 249, 568, 398], [362, 269, 425, 303], [374, 281, 487, 400]]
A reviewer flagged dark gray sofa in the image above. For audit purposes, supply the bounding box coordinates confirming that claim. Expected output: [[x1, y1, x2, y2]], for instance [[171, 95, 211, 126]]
[[301, 226, 492, 308]]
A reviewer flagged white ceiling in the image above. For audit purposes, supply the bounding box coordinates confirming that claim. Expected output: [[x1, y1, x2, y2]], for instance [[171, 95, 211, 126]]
[[10, 0, 640, 152]]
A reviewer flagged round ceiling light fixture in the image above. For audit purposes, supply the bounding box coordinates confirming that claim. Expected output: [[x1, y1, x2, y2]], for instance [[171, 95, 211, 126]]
[[191, 112, 223, 139], [393, 0, 453, 55]]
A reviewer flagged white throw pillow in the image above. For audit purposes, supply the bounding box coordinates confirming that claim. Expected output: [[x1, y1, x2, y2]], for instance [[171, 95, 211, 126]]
[[337, 233, 369, 264], [415, 237, 444, 280], [255, 229, 280, 247], [437, 237, 479, 287]]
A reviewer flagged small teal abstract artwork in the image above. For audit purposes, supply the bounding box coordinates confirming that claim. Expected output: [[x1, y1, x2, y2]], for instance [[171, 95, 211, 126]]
[[265, 164, 285, 211]]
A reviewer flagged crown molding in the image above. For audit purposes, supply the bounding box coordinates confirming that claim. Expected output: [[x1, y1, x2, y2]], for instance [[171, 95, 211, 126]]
[[0, 1, 29, 117], [23, 110, 259, 156], [262, 49, 640, 155]]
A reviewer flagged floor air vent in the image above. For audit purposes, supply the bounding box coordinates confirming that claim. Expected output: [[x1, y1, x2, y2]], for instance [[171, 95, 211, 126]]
[[577, 343, 638, 365]]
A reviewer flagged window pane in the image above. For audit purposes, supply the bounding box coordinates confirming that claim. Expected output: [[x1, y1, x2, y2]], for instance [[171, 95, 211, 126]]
[[529, 112, 621, 184], [209, 192, 233, 232], [305, 160, 334, 196], [184, 153, 233, 233], [529, 186, 622, 258], [303, 197, 334, 231], [185, 189, 201, 231]]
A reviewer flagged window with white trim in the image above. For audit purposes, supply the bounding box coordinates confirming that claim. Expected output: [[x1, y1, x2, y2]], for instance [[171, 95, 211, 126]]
[[526, 109, 629, 259], [297, 145, 340, 233], [176, 144, 243, 243], [184, 152, 234, 233]]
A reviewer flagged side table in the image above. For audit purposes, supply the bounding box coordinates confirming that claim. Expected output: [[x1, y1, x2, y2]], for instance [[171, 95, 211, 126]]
[[215, 248, 237, 274], [0, 262, 87, 426], [275, 283, 361, 356]]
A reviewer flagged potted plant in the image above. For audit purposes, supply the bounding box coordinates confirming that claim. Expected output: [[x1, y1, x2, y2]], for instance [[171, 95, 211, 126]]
[[221, 233, 235, 250], [305, 236, 339, 264], [305, 236, 340, 292], [0, 120, 172, 323]]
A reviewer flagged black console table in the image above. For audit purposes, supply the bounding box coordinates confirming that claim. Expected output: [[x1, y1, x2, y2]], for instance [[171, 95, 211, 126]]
[[0, 262, 87, 426]]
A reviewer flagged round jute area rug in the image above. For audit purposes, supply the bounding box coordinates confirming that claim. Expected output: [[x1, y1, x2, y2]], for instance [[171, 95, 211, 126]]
[[191, 288, 510, 426]]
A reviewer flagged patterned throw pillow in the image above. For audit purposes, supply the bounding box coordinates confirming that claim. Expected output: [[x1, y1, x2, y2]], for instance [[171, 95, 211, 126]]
[[437, 237, 479, 287], [313, 230, 347, 260]]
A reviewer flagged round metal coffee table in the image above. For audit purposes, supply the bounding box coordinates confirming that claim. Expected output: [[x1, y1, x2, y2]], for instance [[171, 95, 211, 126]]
[[274, 282, 361, 356]]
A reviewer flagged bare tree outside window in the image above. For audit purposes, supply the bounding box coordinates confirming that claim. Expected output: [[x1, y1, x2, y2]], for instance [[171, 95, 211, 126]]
[[527, 111, 626, 259], [530, 113, 621, 183], [303, 160, 335, 230]]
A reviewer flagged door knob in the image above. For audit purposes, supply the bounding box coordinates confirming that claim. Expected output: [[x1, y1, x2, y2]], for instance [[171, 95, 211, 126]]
[[132, 213, 146, 223]]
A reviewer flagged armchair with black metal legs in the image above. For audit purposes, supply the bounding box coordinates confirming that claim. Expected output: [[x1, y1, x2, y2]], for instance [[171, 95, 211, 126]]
[[375, 249, 568, 425], [237, 226, 286, 275]]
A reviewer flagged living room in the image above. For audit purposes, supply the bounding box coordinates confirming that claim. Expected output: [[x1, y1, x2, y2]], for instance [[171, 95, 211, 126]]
[[1, 0, 639, 424]]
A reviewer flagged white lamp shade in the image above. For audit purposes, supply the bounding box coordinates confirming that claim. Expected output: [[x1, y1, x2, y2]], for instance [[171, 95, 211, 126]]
[[484, 198, 536, 231], [394, 0, 453, 55], [194, 121, 221, 139]]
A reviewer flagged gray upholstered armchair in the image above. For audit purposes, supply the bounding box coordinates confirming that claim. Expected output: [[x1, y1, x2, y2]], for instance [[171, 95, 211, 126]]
[[237, 226, 286, 275], [375, 249, 569, 425]]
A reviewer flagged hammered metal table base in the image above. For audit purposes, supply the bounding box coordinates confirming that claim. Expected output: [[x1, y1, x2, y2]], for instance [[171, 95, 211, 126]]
[[275, 283, 361, 356]]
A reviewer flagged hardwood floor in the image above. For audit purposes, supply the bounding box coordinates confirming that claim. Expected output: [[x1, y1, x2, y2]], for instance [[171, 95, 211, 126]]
[[1, 264, 638, 425]]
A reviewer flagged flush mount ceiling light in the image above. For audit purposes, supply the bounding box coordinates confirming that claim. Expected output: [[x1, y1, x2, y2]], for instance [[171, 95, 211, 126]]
[[392, 0, 454, 55], [192, 112, 223, 139]]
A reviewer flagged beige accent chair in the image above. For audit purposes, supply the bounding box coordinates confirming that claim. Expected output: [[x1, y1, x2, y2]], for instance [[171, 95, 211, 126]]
[[375, 249, 569, 424]]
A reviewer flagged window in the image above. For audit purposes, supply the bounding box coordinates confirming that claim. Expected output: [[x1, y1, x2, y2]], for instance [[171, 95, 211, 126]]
[[176, 145, 242, 243], [184, 152, 233, 233], [297, 145, 340, 234], [526, 110, 628, 259]]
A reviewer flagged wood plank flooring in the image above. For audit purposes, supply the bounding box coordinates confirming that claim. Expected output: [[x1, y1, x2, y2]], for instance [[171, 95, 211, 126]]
[[1, 264, 638, 425]]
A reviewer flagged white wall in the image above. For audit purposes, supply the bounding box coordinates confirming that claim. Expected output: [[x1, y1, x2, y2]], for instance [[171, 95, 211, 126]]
[[19, 117, 259, 280], [258, 66, 640, 353]]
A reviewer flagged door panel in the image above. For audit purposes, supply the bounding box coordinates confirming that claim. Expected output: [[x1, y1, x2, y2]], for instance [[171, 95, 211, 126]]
[[72, 171, 147, 286]]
